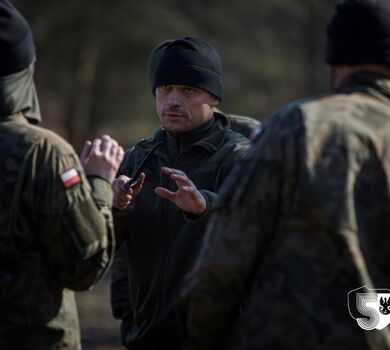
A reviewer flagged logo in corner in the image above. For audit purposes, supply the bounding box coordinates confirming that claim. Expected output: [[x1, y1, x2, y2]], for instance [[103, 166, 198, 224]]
[[348, 285, 390, 330]]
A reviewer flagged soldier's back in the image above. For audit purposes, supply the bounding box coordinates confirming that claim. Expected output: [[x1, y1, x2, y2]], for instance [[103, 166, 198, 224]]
[[0, 113, 82, 350], [227, 74, 390, 349]]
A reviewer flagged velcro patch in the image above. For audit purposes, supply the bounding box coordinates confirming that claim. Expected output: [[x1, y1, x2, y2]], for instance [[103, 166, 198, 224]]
[[61, 168, 81, 188]]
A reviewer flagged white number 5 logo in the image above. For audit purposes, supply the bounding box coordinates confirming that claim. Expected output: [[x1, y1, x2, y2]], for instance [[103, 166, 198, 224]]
[[348, 286, 390, 330]]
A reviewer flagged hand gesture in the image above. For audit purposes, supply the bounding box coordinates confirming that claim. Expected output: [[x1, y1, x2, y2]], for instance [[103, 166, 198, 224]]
[[155, 167, 206, 215], [80, 134, 124, 183]]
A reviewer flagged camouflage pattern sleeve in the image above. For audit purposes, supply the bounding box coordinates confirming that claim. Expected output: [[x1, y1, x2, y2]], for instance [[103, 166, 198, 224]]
[[32, 132, 115, 291], [182, 108, 305, 349]]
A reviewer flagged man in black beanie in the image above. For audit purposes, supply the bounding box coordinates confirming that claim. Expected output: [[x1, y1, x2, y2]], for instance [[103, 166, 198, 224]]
[[0, 1, 124, 349], [181, 1, 390, 349], [110, 37, 260, 348], [110, 36, 250, 349]]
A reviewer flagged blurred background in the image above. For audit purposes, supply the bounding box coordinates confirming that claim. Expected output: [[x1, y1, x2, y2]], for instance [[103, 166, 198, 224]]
[[13, 0, 336, 349]]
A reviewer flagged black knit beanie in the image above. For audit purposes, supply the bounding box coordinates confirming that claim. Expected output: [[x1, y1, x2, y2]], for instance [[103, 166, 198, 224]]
[[325, 0, 390, 65], [152, 36, 223, 101], [0, 0, 35, 77], [147, 40, 173, 88]]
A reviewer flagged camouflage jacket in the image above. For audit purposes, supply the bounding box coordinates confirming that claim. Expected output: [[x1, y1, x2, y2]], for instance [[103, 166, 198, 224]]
[[0, 113, 115, 350], [183, 74, 390, 350], [111, 112, 250, 348]]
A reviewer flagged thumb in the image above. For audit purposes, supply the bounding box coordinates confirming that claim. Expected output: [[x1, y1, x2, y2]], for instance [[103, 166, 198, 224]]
[[155, 187, 176, 201], [80, 140, 92, 163]]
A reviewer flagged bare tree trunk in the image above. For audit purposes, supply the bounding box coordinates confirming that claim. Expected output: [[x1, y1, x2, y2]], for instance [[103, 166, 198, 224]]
[[65, 13, 99, 152]]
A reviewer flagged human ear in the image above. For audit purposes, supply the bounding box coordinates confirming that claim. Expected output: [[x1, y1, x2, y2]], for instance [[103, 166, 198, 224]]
[[211, 95, 219, 106]]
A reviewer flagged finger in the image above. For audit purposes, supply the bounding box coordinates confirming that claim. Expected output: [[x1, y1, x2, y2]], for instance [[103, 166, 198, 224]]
[[118, 197, 132, 206], [170, 173, 192, 187], [112, 144, 123, 161], [90, 138, 102, 155], [182, 186, 194, 192], [108, 141, 120, 160], [161, 167, 186, 176], [114, 192, 130, 202], [155, 187, 176, 201], [116, 175, 130, 185], [113, 191, 132, 208], [113, 176, 131, 195], [80, 140, 92, 163], [119, 193, 133, 201], [120, 181, 134, 194], [116, 147, 125, 166], [101, 134, 113, 155], [113, 200, 130, 210], [118, 202, 130, 209], [109, 144, 123, 174], [133, 172, 145, 196]]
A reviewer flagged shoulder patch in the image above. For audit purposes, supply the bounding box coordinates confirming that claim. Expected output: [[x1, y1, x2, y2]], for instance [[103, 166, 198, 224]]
[[60, 168, 81, 188]]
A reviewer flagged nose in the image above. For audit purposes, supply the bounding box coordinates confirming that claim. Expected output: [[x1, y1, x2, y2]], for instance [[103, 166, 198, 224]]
[[166, 89, 181, 108]]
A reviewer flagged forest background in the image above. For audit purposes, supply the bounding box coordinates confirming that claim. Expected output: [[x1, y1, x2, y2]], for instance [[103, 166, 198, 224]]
[[14, 1, 336, 349]]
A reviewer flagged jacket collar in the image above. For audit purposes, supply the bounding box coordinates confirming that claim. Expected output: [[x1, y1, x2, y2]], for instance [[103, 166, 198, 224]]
[[0, 112, 28, 124], [0, 61, 41, 124], [135, 111, 230, 154], [337, 73, 390, 104]]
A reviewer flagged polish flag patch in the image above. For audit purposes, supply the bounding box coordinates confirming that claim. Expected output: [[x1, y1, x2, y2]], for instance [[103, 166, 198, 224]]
[[60, 168, 81, 188]]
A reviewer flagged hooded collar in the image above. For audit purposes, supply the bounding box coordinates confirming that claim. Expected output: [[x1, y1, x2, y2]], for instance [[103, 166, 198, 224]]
[[0, 60, 41, 124]]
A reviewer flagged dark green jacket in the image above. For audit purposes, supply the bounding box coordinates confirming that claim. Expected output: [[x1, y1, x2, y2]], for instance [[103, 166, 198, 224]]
[[183, 74, 390, 350], [224, 113, 260, 139], [112, 112, 250, 348], [0, 113, 115, 350]]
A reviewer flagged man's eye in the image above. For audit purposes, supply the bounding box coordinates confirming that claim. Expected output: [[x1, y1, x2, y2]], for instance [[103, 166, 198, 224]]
[[185, 88, 195, 94]]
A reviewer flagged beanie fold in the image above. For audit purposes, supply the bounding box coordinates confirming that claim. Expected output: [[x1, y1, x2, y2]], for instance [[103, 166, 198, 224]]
[[154, 64, 223, 100], [0, 28, 35, 76], [151, 37, 223, 101]]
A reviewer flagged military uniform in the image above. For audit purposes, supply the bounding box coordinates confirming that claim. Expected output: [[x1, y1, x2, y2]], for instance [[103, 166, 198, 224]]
[[183, 74, 390, 350], [111, 112, 250, 349], [0, 113, 115, 349]]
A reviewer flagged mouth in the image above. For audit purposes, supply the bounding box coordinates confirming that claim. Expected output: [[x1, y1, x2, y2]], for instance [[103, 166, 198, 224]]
[[164, 113, 185, 118]]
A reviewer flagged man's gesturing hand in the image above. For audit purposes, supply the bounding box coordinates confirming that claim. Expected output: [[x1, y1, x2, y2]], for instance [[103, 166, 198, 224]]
[[155, 167, 206, 215]]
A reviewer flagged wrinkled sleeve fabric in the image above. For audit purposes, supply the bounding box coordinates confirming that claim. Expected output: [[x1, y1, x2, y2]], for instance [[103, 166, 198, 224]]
[[181, 108, 305, 349], [34, 134, 115, 291]]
